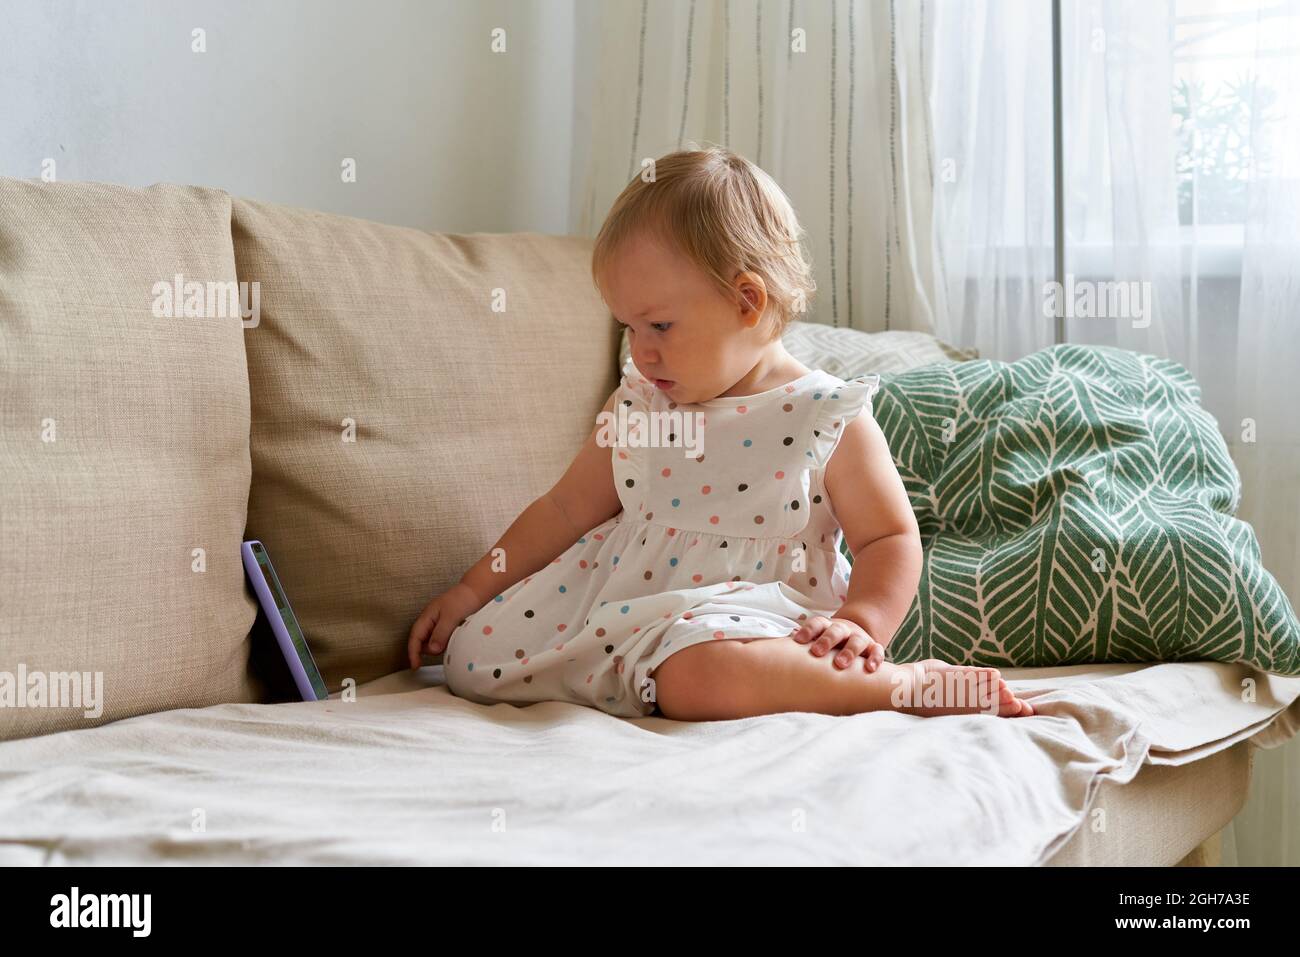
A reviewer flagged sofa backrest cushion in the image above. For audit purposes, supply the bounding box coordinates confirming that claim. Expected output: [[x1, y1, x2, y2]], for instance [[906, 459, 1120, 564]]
[[0, 179, 259, 740], [231, 199, 617, 690]]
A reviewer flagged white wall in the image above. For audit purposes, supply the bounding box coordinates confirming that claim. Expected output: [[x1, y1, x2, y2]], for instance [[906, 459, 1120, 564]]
[[0, 0, 576, 234]]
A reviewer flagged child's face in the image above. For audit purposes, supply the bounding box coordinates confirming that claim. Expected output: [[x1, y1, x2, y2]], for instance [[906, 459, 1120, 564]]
[[600, 230, 772, 404]]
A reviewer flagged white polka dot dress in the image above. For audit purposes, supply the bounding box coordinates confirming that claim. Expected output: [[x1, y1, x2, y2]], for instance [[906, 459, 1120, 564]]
[[443, 354, 882, 718]]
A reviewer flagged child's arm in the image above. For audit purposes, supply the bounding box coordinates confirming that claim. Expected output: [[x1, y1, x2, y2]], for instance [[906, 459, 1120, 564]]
[[412, 388, 625, 662], [456, 387, 624, 607], [815, 411, 923, 657]]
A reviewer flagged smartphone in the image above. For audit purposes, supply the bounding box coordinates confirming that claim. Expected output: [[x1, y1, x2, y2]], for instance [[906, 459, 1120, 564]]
[[241, 540, 330, 702]]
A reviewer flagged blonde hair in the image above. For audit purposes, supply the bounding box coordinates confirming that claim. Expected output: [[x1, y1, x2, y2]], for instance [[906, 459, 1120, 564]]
[[591, 145, 815, 340]]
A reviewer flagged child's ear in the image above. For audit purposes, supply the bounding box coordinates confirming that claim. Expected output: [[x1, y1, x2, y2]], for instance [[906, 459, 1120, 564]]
[[735, 272, 768, 320]]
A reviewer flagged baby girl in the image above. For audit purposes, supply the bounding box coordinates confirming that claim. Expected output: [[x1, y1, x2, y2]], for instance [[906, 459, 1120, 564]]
[[409, 147, 1034, 722]]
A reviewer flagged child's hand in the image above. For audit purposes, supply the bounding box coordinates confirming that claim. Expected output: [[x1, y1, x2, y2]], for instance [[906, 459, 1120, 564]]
[[407, 582, 485, 669], [790, 615, 886, 673]]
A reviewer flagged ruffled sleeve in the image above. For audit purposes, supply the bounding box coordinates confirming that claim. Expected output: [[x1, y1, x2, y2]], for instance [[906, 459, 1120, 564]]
[[616, 353, 656, 409], [807, 373, 882, 468]]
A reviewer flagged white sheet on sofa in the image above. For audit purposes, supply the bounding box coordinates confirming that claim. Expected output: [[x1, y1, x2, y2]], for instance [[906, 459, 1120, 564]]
[[1, 662, 1297, 865]]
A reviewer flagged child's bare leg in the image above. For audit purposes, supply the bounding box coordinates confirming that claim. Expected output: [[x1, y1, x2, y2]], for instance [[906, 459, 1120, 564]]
[[650, 636, 1035, 721]]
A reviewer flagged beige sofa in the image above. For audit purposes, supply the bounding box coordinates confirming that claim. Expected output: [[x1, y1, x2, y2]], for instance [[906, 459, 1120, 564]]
[[2, 178, 1298, 865], [1, 179, 615, 739]]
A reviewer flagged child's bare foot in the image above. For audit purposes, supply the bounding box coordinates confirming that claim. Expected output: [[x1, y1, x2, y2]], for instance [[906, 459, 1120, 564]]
[[888, 659, 1035, 718]]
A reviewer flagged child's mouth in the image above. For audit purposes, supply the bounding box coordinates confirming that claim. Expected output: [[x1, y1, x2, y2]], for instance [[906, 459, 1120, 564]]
[[653, 378, 675, 390]]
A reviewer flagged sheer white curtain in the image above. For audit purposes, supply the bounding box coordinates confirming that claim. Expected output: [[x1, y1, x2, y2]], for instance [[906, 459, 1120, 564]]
[[1052, 0, 1300, 866], [569, 0, 1300, 864], [1062, 1, 1190, 362], [1209, 0, 1300, 867], [928, 0, 1058, 360]]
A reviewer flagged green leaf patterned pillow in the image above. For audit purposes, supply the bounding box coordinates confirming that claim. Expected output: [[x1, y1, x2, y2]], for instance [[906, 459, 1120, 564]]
[[846, 343, 1300, 675]]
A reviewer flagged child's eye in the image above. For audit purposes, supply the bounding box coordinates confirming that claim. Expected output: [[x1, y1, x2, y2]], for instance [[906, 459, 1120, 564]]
[[651, 322, 672, 333]]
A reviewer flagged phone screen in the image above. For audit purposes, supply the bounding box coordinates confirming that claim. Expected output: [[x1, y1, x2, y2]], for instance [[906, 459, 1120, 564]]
[[253, 545, 330, 700]]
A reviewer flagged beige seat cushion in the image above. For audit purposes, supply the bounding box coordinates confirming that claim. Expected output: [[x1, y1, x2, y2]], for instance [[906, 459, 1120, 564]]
[[231, 199, 618, 690], [0, 179, 258, 740]]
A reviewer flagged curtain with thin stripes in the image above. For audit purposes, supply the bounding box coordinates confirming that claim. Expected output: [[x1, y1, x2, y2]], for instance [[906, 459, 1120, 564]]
[[569, 0, 946, 340]]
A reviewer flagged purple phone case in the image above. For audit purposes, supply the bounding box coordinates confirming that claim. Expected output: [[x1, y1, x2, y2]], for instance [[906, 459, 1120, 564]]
[[241, 540, 330, 702]]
